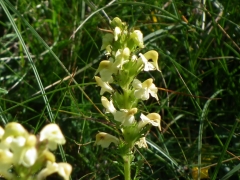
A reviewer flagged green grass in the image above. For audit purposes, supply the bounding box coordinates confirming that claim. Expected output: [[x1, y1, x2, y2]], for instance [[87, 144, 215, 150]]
[[1, 0, 240, 179]]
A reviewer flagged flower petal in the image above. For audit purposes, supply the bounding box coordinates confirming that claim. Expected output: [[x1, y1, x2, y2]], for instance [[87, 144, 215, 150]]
[[39, 124, 66, 150], [138, 113, 161, 130], [114, 27, 121, 41], [135, 137, 148, 148], [138, 50, 159, 71], [95, 76, 114, 95], [132, 78, 158, 101], [94, 132, 119, 148], [37, 161, 72, 180], [113, 108, 137, 126], [130, 30, 144, 48], [101, 96, 116, 114]]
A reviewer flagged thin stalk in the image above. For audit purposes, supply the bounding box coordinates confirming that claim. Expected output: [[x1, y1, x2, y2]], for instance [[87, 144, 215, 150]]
[[123, 152, 131, 180]]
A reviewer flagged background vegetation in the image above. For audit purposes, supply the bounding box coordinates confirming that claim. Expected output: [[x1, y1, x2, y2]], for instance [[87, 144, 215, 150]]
[[1, 0, 240, 179]]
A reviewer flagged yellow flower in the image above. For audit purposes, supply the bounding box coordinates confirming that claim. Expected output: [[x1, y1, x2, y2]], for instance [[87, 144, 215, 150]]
[[135, 137, 148, 148], [17, 135, 37, 167], [132, 78, 158, 101], [192, 167, 210, 180], [114, 27, 122, 41], [19, 146, 37, 167], [138, 50, 159, 71], [39, 124, 66, 151], [0, 124, 37, 167], [0, 149, 14, 179], [95, 60, 117, 83], [95, 76, 114, 95], [114, 108, 137, 126], [0, 126, 4, 140], [101, 96, 116, 114], [113, 48, 130, 69], [2, 122, 28, 139], [138, 113, 161, 130], [37, 161, 72, 180], [130, 30, 144, 48], [94, 132, 119, 148]]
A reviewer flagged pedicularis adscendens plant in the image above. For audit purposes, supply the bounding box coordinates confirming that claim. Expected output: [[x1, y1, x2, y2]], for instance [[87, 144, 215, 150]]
[[0, 123, 72, 180], [94, 17, 161, 180]]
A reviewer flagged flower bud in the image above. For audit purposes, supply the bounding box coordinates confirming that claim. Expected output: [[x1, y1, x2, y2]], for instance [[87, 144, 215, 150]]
[[3, 122, 28, 139], [111, 17, 123, 28]]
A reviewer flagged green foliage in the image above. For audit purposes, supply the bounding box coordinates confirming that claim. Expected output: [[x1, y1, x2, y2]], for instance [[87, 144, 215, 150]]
[[0, 0, 240, 179]]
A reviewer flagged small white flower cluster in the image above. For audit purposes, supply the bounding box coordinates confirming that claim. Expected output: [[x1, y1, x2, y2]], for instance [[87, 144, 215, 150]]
[[0, 123, 72, 180], [94, 17, 161, 149]]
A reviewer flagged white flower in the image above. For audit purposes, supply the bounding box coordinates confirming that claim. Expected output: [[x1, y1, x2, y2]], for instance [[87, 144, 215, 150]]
[[94, 132, 119, 148], [135, 137, 148, 148], [114, 108, 137, 126], [0, 149, 13, 163], [130, 30, 144, 48], [5, 134, 38, 167], [8, 136, 26, 147], [0, 126, 4, 140], [39, 124, 66, 151], [114, 27, 122, 41], [113, 49, 130, 69], [123, 47, 130, 57], [2, 122, 28, 139], [131, 54, 138, 61], [37, 161, 72, 180], [20, 146, 37, 167], [0, 149, 14, 179], [95, 60, 117, 83], [18, 135, 37, 167], [138, 113, 161, 130], [138, 50, 159, 71], [95, 76, 114, 95], [101, 96, 116, 114], [132, 78, 158, 101]]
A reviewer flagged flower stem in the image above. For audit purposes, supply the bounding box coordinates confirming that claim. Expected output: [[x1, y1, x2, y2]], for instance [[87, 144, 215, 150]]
[[123, 152, 131, 180]]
